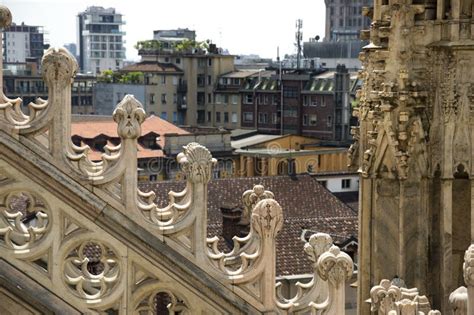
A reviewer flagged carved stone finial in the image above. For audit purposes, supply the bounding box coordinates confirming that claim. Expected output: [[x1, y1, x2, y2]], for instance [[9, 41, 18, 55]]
[[112, 95, 146, 139], [464, 244, 474, 286], [251, 198, 283, 238], [0, 5, 12, 29], [42, 47, 78, 89], [304, 233, 333, 265], [241, 185, 274, 225], [316, 245, 353, 288], [370, 279, 401, 313], [177, 142, 217, 184]]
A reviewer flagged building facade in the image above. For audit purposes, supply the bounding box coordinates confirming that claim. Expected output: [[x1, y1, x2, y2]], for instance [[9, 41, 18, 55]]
[[77, 6, 126, 75], [4, 73, 96, 114], [138, 43, 234, 126], [240, 67, 358, 144], [210, 70, 261, 129], [351, 0, 474, 313], [323, 0, 372, 42], [3, 22, 45, 65]]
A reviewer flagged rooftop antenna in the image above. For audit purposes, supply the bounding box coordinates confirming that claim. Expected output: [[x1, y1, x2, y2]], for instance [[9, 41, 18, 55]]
[[278, 46, 284, 135], [295, 19, 303, 70]]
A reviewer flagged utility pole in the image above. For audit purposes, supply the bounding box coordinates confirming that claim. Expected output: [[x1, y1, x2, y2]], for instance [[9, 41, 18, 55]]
[[295, 19, 303, 70]]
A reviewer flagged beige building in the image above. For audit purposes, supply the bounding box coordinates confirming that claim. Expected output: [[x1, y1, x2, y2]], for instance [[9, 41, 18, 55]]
[[139, 46, 234, 126], [209, 70, 260, 129], [233, 134, 348, 177], [121, 61, 184, 123]]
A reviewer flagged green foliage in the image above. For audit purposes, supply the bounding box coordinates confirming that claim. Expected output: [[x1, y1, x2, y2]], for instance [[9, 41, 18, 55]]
[[134, 40, 162, 51], [135, 39, 211, 53], [97, 70, 144, 84]]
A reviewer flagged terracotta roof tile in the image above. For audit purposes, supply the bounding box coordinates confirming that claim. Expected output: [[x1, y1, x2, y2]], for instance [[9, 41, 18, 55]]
[[71, 115, 188, 160]]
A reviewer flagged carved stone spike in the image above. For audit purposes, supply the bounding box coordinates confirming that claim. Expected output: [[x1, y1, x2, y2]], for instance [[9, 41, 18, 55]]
[[370, 279, 401, 313], [316, 245, 353, 288], [41, 47, 78, 90], [241, 185, 274, 225], [112, 95, 146, 139], [177, 142, 217, 184], [304, 233, 333, 264], [0, 5, 12, 29], [251, 199, 283, 238], [464, 244, 474, 286]]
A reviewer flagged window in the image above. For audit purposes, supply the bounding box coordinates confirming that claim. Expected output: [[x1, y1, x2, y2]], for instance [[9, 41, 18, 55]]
[[243, 112, 253, 122], [208, 93, 212, 103], [321, 97, 326, 107], [303, 95, 309, 106], [215, 94, 221, 104], [272, 113, 279, 124], [342, 179, 351, 189], [172, 76, 178, 85], [311, 96, 318, 106], [303, 114, 308, 126], [258, 113, 268, 124], [224, 112, 229, 123], [319, 180, 327, 188], [327, 115, 332, 127], [231, 112, 238, 123], [272, 95, 278, 105], [161, 93, 167, 104], [161, 112, 168, 120], [208, 75, 212, 85], [198, 59, 206, 68], [208, 58, 212, 66], [197, 74, 205, 87], [173, 93, 177, 104], [149, 93, 155, 104], [175, 58, 181, 64], [283, 86, 298, 98], [172, 112, 177, 123], [232, 95, 238, 104], [207, 111, 212, 122], [310, 114, 317, 126], [161, 76, 166, 85], [216, 112, 221, 123], [244, 94, 253, 104]]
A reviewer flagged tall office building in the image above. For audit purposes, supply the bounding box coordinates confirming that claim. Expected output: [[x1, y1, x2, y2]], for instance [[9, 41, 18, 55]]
[[323, 0, 372, 42], [77, 6, 126, 75], [3, 22, 45, 65]]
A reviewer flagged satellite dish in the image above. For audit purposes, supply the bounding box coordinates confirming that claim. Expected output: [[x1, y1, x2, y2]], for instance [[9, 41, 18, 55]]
[[315, 35, 320, 41]]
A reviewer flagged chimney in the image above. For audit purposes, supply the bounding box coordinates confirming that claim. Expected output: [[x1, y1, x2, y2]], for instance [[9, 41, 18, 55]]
[[220, 203, 249, 244]]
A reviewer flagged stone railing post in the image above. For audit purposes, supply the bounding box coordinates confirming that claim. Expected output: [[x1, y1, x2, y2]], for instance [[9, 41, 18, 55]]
[[370, 279, 441, 315], [309, 245, 354, 314], [275, 233, 332, 313]]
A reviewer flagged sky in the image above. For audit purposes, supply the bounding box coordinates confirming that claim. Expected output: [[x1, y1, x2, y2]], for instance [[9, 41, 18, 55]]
[[2, 0, 326, 61]]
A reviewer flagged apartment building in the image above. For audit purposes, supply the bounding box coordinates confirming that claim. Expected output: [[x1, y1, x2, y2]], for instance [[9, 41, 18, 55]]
[[3, 22, 45, 65], [77, 6, 126, 75], [210, 70, 262, 129], [324, 0, 372, 42], [240, 66, 358, 144], [138, 40, 234, 126], [121, 61, 184, 123]]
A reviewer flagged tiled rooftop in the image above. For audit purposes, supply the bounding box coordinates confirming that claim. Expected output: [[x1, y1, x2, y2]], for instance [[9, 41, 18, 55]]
[[139, 174, 358, 276], [71, 115, 189, 160]]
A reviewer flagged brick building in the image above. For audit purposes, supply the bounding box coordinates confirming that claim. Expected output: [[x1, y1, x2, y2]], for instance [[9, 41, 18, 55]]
[[239, 66, 358, 144]]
